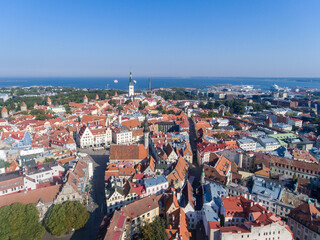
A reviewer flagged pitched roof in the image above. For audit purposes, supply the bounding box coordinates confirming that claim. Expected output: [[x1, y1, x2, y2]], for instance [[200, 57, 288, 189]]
[[121, 194, 159, 219], [166, 208, 191, 240], [181, 180, 195, 209], [121, 119, 140, 129], [110, 144, 147, 160], [167, 156, 188, 185], [288, 202, 320, 233], [164, 190, 180, 212], [81, 115, 106, 125], [104, 210, 126, 240], [0, 184, 61, 207]]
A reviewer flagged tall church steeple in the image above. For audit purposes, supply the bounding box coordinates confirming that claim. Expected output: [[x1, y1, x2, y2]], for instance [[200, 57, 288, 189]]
[[128, 72, 134, 97], [143, 117, 149, 153]]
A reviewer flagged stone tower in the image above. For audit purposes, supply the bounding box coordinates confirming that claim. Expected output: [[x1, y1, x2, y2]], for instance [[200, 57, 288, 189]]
[[1, 107, 8, 118], [143, 117, 149, 151], [20, 102, 27, 112], [83, 95, 88, 104]]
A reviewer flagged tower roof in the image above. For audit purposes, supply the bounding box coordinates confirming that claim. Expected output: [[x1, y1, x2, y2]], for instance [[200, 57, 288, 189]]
[[143, 117, 149, 133], [84, 95, 88, 99], [21, 102, 27, 107], [129, 72, 134, 86], [1, 107, 7, 113], [266, 117, 273, 124]]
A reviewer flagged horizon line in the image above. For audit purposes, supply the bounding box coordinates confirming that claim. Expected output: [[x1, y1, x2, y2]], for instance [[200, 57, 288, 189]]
[[1, 75, 320, 79]]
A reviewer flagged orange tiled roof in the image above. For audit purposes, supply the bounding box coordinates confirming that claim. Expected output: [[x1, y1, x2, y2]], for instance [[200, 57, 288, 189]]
[[110, 144, 147, 160], [0, 184, 61, 207], [121, 119, 141, 129]]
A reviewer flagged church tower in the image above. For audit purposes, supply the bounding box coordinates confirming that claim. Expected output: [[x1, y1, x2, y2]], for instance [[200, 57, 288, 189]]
[[200, 166, 205, 185], [143, 117, 149, 152], [128, 72, 134, 97]]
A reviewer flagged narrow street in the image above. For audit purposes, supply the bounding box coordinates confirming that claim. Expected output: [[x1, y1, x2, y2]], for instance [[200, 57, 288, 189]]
[[188, 117, 201, 186], [188, 117, 198, 167], [71, 149, 108, 240], [42, 149, 108, 240]]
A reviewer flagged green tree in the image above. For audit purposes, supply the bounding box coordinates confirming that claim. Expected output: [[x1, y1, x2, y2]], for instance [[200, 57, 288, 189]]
[[198, 102, 205, 109], [199, 112, 209, 118], [167, 110, 175, 115], [35, 114, 50, 120], [139, 216, 167, 240], [288, 112, 297, 117], [139, 102, 148, 110], [234, 120, 242, 130], [44, 158, 55, 163], [292, 173, 298, 183], [0, 159, 10, 168], [124, 99, 132, 104], [44, 201, 89, 236], [214, 133, 229, 140], [109, 99, 116, 107], [208, 111, 219, 118], [30, 109, 45, 115], [156, 105, 164, 112], [0, 203, 45, 240]]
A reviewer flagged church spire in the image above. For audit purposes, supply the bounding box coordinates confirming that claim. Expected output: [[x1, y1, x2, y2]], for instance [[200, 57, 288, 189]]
[[129, 72, 133, 85], [128, 72, 134, 97]]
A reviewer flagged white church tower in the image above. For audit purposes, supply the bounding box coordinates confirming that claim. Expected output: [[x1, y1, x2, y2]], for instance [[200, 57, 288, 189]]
[[128, 72, 134, 97]]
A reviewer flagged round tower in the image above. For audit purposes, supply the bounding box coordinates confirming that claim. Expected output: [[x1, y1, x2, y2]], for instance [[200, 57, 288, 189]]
[[83, 95, 88, 104], [1, 107, 8, 118]]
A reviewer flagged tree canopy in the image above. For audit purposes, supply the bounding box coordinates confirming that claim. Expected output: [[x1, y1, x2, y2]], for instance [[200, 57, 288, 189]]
[[139, 216, 167, 240], [44, 201, 90, 236], [0, 203, 45, 240]]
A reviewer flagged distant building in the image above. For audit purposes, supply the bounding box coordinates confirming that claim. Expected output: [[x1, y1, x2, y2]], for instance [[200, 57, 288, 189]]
[[77, 125, 112, 148], [83, 95, 88, 104], [1, 107, 8, 118], [20, 102, 27, 111], [237, 138, 257, 152], [128, 72, 134, 97], [0, 93, 10, 102], [257, 136, 281, 151]]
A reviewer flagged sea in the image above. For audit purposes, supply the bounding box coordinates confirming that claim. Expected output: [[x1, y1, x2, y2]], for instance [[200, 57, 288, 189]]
[[0, 77, 320, 91]]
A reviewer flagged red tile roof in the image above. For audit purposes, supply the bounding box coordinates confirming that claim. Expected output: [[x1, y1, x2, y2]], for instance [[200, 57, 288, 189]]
[[110, 144, 147, 161], [0, 184, 61, 207]]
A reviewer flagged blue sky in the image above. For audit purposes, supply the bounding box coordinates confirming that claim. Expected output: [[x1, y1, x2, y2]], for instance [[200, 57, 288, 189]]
[[0, 0, 319, 77]]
